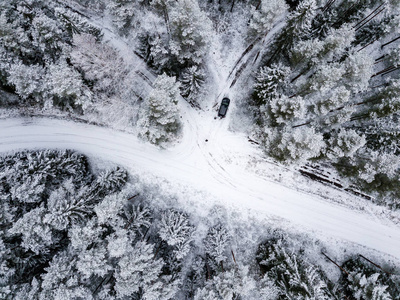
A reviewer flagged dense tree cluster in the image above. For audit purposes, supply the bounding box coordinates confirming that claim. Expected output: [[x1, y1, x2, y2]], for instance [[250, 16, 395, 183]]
[[0, 0, 102, 110], [250, 0, 400, 207], [1, 150, 399, 299]]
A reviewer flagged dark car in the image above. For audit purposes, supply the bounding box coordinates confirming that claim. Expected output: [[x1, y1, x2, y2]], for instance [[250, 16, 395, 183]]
[[218, 98, 230, 118]]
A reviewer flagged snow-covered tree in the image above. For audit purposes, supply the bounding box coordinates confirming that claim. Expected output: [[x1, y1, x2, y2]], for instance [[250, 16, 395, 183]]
[[115, 241, 164, 298], [314, 86, 350, 115], [326, 129, 366, 159], [180, 66, 205, 100], [9, 175, 45, 204], [69, 219, 103, 251], [388, 46, 400, 67], [291, 24, 355, 64], [264, 127, 325, 163], [343, 51, 373, 93], [258, 275, 280, 300], [214, 265, 257, 300], [123, 204, 152, 235], [47, 58, 92, 110], [366, 78, 400, 118], [194, 284, 219, 300], [269, 94, 306, 124], [357, 151, 400, 183], [141, 276, 179, 300], [71, 33, 127, 96], [137, 73, 182, 145], [7, 62, 47, 101], [287, 0, 317, 38], [91, 167, 128, 197], [254, 64, 291, 105], [159, 210, 194, 259], [257, 239, 331, 299], [291, 38, 324, 65], [168, 0, 212, 65], [321, 24, 355, 61], [44, 179, 90, 231], [159, 210, 193, 246], [40, 251, 93, 300], [76, 246, 110, 279], [107, 229, 134, 258], [107, 0, 140, 31], [248, 0, 287, 39], [9, 206, 54, 255], [348, 273, 393, 300], [204, 224, 230, 266], [308, 63, 345, 94], [94, 193, 126, 227]]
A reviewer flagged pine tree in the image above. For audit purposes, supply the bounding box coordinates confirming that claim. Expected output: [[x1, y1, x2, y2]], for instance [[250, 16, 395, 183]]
[[314, 86, 350, 115], [123, 204, 152, 236], [326, 129, 366, 159], [94, 193, 126, 227], [204, 224, 230, 267], [287, 0, 317, 39], [76, 247, 110, 279], [269, 0, 318, 62], [40, 250, 93, 300], [159, 210, 194, 259], [257, 239, 331, 299], [269, 94, 306, 124], [115, 241, 164, 298], [180, 66, 205, 100], [168, 0, 212, 66], [107, 0, 140, 32], [248, 0, 288, 39], [365, 79, 400, 119], [9, 206, 54, 255], [258, 275, 280, 300], [8, 62, 47, 101], [307, 63, 345, 94], [107, 229, 134, 258], [348, 272, 393, 300], [70, 33, 127, 97], [44, 179, 91, 231], [264, 127, 325, 163], [69, 219, 103, 251], [213, 265, 257, 299], [254, 64, 291, 105], [90, 167, 128, 198], [47, 58, 92, 110], [343, 51, 373, 93], [137, 73, 182, 145]]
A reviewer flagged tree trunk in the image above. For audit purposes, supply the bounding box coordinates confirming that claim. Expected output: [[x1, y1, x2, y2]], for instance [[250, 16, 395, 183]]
[[381, 36, 400, 48], [322, 252, 350, 276]]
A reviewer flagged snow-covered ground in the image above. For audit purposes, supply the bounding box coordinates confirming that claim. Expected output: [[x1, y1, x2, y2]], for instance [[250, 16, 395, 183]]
[[1, 116, 400, 260]]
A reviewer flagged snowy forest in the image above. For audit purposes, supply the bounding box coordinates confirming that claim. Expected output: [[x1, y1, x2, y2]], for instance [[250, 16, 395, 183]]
[[1, 0, 400, 298], [1, 150, 399, 299], [1, 0, 400, 208]]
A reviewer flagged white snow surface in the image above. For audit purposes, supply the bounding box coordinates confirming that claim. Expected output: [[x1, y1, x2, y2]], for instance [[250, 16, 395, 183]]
[[1, 115, 400, 260]]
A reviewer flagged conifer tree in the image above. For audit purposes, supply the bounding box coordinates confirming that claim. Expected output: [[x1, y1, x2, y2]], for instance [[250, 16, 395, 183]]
[[168, 0, 212, 66], [137, 73, 182, 145]]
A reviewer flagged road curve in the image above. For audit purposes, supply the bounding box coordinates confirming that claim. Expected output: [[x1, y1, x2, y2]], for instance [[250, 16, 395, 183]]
[[1, 117, 400, 259]]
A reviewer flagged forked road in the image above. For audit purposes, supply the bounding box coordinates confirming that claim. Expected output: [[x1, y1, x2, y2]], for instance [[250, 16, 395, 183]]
[[1, 117, 400, 259]]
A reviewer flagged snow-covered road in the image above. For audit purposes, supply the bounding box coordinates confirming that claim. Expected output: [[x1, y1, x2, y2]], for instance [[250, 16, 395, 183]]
[[1, 117, 400, 259]]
